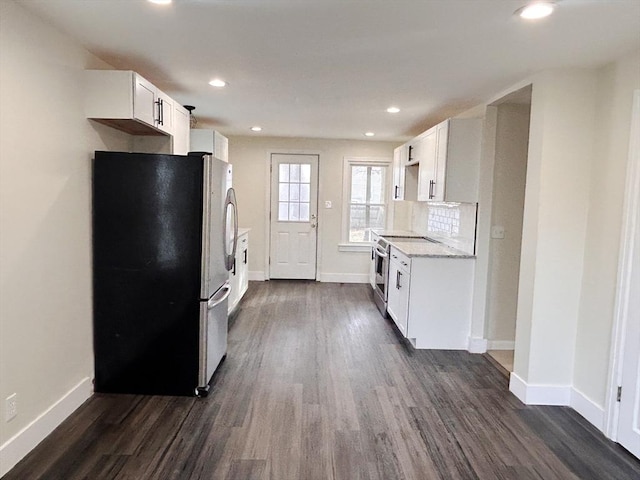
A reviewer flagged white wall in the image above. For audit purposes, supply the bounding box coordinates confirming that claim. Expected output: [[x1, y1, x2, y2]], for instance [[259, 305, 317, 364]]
[[486, 104, 530, 345], [574, 51, 640, 407], [514, 69, 598, 390], [0, 1, 130, 472], [227, 136, 396, 282]]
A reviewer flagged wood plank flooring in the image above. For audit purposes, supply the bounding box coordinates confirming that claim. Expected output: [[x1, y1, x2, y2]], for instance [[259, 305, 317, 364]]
[[5, 281, 640, 479]]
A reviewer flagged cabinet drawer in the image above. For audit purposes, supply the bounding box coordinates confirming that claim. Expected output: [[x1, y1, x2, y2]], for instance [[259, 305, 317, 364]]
[[390, 247, 411, 273]]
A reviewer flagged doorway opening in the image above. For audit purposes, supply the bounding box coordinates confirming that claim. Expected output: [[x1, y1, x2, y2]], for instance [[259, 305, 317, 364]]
[[485, 85, 532, 374]]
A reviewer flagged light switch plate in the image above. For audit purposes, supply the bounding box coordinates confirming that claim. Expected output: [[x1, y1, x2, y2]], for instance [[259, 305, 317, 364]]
[[491, 226, 505, 239], [325, 201, 332, 209]]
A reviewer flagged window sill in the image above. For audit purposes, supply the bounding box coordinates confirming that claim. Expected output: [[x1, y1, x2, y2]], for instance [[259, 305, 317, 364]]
[[338, 243, 372, 253]]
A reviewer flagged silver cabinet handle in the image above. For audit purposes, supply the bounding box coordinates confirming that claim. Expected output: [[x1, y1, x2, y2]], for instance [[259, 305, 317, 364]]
[[208, 283, 231, 310]]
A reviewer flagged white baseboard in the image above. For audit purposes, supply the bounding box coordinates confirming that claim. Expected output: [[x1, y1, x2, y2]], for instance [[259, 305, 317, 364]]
[[509, 372, 571, 405], [317, 273, 369, 283], [248, 271, 266, 281], [467, 336, 488, 353], [570, 387, 605, 432], [487, 340, 515, 350], [0, 377, 92, 477]]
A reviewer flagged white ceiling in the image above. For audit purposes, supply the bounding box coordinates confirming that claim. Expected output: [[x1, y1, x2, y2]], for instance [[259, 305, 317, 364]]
[[19, 0, 640, 141]]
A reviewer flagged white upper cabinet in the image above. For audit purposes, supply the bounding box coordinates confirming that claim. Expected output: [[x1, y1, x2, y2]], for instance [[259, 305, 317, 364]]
[[132, 73, 157, 128], [416, 127, 438, 201], [190, 129, 229, 162], [405, 118, 482, 204], [172, 104, 190, 155], [392, 145, 406, 200], [154, 89, 174, 135], [85, 70, 191, 154], [431, 118, 482, 203]]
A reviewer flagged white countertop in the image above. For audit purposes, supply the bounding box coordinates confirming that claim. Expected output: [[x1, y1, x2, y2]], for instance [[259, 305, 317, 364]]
[[372, 229, 423, 238], [237, 227, 251, 237], [387, 239, 474, 259]]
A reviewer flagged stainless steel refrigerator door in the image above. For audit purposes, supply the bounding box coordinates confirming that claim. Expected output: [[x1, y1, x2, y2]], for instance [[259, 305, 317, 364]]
[[198, 282, 231, 390], [200, 155, 230, 300]]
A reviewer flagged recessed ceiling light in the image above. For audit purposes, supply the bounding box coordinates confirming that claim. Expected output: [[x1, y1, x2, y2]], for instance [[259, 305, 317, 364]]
[[209, 79, 227, 87], [386, 107, 400, 114], [148, 0, 172, 5], [250, 126, 262, 132], [516, 2, 556, 20], [364, 132, 375, 137]]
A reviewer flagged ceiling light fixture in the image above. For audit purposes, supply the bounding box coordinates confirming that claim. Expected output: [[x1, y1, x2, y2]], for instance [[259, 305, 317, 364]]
[[209, 79, 227, 87], [364, 132, 375, 137], [250, 126, 262, 132], [516, 2, 556, 20], [148, 0, 172, 5], [386, 107, 400, 113]]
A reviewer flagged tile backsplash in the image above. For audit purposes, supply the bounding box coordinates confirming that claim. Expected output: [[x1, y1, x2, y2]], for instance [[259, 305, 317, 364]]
[[409, 202, 477, 255]]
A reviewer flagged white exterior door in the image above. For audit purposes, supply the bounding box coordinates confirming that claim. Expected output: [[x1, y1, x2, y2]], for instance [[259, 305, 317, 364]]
[[269, 154, 319, 279]]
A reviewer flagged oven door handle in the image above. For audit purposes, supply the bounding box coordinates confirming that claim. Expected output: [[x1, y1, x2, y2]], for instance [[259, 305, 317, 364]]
[[375, 246, 389, 258]]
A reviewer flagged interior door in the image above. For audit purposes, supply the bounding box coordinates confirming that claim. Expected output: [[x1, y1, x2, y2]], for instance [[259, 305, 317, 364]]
[[269, 153, 318, 279], [616, 90, 640, 458], [617, 232, 640, 457]]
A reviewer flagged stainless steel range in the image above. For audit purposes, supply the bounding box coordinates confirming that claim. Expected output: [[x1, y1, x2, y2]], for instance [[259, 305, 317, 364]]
[[372, 236, 391, 316]]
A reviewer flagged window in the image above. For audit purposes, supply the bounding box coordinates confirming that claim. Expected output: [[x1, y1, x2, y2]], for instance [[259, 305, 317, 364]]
[[342, 157, 391, 247]]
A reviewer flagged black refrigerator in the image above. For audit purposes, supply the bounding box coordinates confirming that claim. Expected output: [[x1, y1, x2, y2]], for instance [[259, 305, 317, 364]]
[[92, 151, 238, 396]]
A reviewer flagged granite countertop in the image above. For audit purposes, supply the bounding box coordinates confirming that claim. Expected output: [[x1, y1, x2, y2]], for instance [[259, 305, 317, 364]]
[[387, 239, 475, 259], [371, 229, 423, 238]]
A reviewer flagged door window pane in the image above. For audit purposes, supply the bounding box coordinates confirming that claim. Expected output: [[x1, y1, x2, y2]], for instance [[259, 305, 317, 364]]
[[300, 202, 310, 221], [300, 184, 310, 202], [278, 202, 289, 221], [290, 203, 300, 221], [289, 183, 300, 201], [279, 184, 289, 202], [279, 164, 290, 182], [301, 164, 311, 183], [290, 164, 300, 182]]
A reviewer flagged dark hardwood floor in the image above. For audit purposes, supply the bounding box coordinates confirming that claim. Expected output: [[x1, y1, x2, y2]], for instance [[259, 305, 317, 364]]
[[5, 281, 640, 479]]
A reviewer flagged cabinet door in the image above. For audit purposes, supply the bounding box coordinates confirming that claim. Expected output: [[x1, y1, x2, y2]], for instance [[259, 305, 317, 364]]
[[155, 89, 173, 134], [238, 233, 249, 298], [133, 74, 157, 127], [392, 146, 406, 200], [417, 128, 437, 201], [387, 260, 409, 336], [172, 105, 190, 155], [432, 120, 449, 202]]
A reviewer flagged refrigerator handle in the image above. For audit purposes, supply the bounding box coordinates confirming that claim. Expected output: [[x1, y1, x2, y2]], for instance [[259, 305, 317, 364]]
[[207, 283, 231, 310], [223, 188, 239, 271]]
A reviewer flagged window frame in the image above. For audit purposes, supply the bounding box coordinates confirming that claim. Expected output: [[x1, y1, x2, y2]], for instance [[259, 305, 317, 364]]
[[340, 156, 392, 251]]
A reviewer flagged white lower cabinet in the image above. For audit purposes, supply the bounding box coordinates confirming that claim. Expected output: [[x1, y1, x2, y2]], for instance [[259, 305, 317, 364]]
[[387, 250, 410, 336], [386, 246, 475, 349], [229, 230, 249, 314]]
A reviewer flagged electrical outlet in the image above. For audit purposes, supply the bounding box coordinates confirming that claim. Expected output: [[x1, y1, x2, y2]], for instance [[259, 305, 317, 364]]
[[491, 225, 505, 239], [324, 200, 332, 209], [5, 393, 17, 422]]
